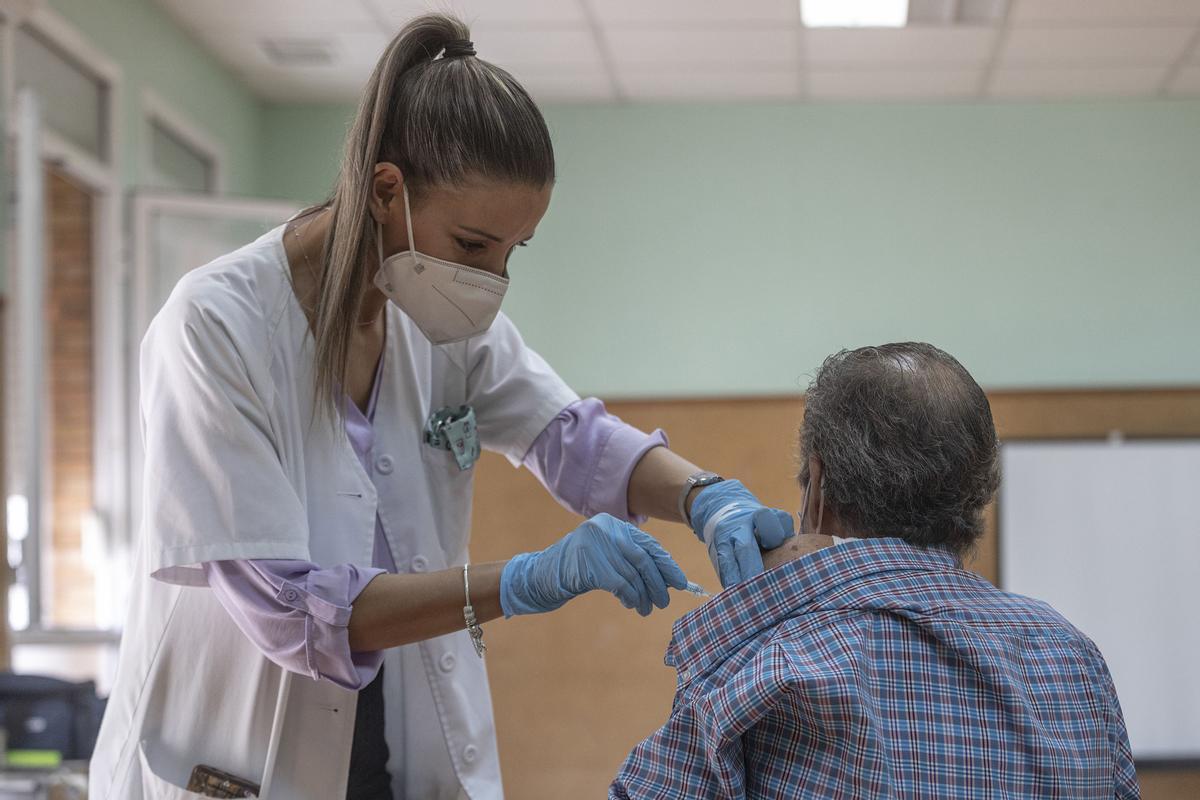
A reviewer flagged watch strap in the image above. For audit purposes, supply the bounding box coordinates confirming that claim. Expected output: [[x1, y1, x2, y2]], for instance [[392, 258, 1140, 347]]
[[679, 471, 725, 528]]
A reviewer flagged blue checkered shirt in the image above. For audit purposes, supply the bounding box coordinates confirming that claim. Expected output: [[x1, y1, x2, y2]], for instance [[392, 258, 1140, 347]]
[[611, 538, 1138, 799]]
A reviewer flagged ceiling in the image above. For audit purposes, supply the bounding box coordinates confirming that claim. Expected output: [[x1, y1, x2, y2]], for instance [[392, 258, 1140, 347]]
[[154, 0, 1200, 103]]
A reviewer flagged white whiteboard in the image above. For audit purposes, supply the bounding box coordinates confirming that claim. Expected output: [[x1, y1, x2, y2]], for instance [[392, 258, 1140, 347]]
[[1000, 440, 1200, 760]]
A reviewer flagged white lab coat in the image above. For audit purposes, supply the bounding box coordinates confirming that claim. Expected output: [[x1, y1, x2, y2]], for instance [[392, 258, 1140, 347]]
[[89, 226, 578, 799]]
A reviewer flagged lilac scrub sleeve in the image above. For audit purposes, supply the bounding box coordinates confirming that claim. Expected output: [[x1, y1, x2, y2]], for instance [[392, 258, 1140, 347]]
[[520, 397, 668, 524], [202, 391, 667, 690]]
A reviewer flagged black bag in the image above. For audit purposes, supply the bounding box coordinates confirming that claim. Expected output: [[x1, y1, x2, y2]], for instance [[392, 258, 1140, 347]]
[[0, 672, 106, 760]]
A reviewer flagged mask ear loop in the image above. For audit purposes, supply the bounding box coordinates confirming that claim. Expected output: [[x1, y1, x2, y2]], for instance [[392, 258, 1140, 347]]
[[814, 477, 826, 536], [376, 220, 384, 269], [800, 477, 812, 535], [377, 184, 418, 276], [402, 184, 418, 265], [800, 474, 827, 536]]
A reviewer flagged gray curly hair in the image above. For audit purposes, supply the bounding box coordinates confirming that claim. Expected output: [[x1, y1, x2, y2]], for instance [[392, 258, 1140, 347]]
[[798, 342, 1000, 557]]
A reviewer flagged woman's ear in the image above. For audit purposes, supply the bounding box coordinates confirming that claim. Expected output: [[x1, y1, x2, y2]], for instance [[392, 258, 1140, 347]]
[[369, 163, 404, 224]]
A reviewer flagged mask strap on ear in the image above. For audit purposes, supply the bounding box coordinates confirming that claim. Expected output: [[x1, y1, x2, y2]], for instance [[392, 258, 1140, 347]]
[[799, 477, 812, 535], [402, 184, 417, 260], [814, 478, 826, 537]]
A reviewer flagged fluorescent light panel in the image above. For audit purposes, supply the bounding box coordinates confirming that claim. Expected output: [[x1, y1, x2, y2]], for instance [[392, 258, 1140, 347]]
[[801, 0, 909, 28]]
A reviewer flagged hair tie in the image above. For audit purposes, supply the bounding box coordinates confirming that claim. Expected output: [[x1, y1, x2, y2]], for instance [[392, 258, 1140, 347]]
[[442, 39, 476, 58]]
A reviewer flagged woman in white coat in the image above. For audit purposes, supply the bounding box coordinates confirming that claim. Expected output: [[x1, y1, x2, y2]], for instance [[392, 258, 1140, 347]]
[[89, 13, 793, 800]]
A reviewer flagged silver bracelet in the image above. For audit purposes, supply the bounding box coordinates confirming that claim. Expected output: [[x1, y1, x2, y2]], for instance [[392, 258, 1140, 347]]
[[463, 564, 486, 658]]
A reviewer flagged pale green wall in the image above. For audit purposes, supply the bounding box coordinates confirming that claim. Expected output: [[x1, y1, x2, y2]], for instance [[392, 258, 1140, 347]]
[[258, 103, 352, 202], [258, 99, 1200, 397], [47, 0, 262, 194]]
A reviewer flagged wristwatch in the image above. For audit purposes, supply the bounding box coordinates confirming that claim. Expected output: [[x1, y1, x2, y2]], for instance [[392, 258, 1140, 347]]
[[679, 471, 725, 527]]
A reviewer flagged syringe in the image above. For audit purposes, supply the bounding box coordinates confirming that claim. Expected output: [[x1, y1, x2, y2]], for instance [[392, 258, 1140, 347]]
[[683, 581, 713, 599]]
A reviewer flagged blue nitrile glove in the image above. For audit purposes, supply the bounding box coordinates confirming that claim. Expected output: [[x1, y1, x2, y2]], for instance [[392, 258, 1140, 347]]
[[688, 479, 795, 588], [500, 513, 689, 617]]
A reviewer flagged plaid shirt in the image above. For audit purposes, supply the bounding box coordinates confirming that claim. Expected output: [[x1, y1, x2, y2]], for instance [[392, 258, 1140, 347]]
[[611, 538, 1138, 799]]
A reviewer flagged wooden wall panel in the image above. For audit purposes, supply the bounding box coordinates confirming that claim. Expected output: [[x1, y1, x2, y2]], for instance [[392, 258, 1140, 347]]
[[471, 397, 807, 798], [45, 168, 96, 628], [471, 389, 1200, 799]]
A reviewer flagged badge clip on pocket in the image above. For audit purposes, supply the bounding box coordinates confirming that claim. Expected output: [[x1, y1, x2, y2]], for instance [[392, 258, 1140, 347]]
[[424, 405, 481, 471]]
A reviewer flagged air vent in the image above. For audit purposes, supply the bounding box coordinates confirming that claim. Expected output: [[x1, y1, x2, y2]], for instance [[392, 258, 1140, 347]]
[[260, 37, 336, 67]]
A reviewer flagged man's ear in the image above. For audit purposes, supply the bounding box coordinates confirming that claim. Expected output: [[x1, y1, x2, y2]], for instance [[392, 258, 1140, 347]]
[[801, 455, 824, 533], [369, 163, 404, 224]]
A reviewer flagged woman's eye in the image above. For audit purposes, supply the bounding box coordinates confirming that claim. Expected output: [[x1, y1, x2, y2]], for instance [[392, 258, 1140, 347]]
[[456, 238, 486, 253]]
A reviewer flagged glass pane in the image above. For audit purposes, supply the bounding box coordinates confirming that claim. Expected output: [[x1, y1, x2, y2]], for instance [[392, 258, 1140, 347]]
[[13, 26, 106, 162], [148, 120, 213, 193]]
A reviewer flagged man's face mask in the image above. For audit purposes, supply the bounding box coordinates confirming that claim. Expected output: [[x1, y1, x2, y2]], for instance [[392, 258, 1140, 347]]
[[373, 185, 509, 345]]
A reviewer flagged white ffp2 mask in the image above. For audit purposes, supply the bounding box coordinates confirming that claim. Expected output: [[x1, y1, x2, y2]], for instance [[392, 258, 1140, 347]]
[[373, 186, 508, 345]]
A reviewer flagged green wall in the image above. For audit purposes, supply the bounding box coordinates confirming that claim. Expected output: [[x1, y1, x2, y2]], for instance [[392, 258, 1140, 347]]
[[13, 5, 1200, 397], [48, 0, 262, 194], [259, 103, 353, 203], [258, 99, 1200, 397]]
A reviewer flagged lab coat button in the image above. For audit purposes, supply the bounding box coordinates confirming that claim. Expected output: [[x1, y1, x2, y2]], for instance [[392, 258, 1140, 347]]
[[462, 745, 478, 763], [376, 454, 394, 474], [411, 555, 428, 572], [439, 652, 456, 673], [283, 589, 300, 603]]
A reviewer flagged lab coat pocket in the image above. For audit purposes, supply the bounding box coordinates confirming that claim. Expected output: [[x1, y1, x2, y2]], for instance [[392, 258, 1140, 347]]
[[137, 742, 213, 799], [419, 444, 475, 561], [419, 438, 476, 474]]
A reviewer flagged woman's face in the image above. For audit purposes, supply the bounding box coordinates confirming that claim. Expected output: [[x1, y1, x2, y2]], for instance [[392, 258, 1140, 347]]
[[373, 165, 552, 278]]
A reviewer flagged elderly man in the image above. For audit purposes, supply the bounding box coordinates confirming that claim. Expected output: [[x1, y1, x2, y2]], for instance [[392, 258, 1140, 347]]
[[611, 343, 1138, 799]]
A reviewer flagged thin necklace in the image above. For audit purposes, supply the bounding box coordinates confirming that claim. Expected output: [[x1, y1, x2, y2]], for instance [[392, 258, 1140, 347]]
[[293, 217, 381, 327]]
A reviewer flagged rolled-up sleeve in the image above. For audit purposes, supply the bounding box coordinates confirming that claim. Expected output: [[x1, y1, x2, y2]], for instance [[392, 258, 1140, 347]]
[[202, 559, 386, 691], [523, 398, 668, 524]]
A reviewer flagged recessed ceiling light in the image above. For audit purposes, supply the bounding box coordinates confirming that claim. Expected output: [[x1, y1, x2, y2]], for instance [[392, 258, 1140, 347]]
[[801, 0, 909, 27], [260, 37, 336, 67]]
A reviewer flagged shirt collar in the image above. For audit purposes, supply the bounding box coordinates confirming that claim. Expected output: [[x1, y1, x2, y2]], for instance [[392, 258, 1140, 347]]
[[665, 538, 961, 683]]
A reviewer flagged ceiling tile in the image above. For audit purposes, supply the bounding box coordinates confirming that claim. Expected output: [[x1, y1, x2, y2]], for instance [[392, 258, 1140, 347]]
[[1169, 65, 1200, 94], [808, 68, 982, 99], [909, 0, 1008, 25], [999, 27, 1195, 66], [363, 0, 588, 26], [604, 28, 799, 68], [590, 0, 798, 24], [803, 27, 997, 66], [1009, 0, 1200, 26], [618, 69, 800, 101], [469, 26, 603, 69], [989, 66, 1170, 98]]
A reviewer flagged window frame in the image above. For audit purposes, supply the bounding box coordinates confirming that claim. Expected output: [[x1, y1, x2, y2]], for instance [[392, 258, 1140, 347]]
[[1, 2, 127, 638], [142, 89, 226, 194]]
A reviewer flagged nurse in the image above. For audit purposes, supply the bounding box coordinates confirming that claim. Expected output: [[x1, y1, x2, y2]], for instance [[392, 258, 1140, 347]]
[[90, 13, 792, 800]]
